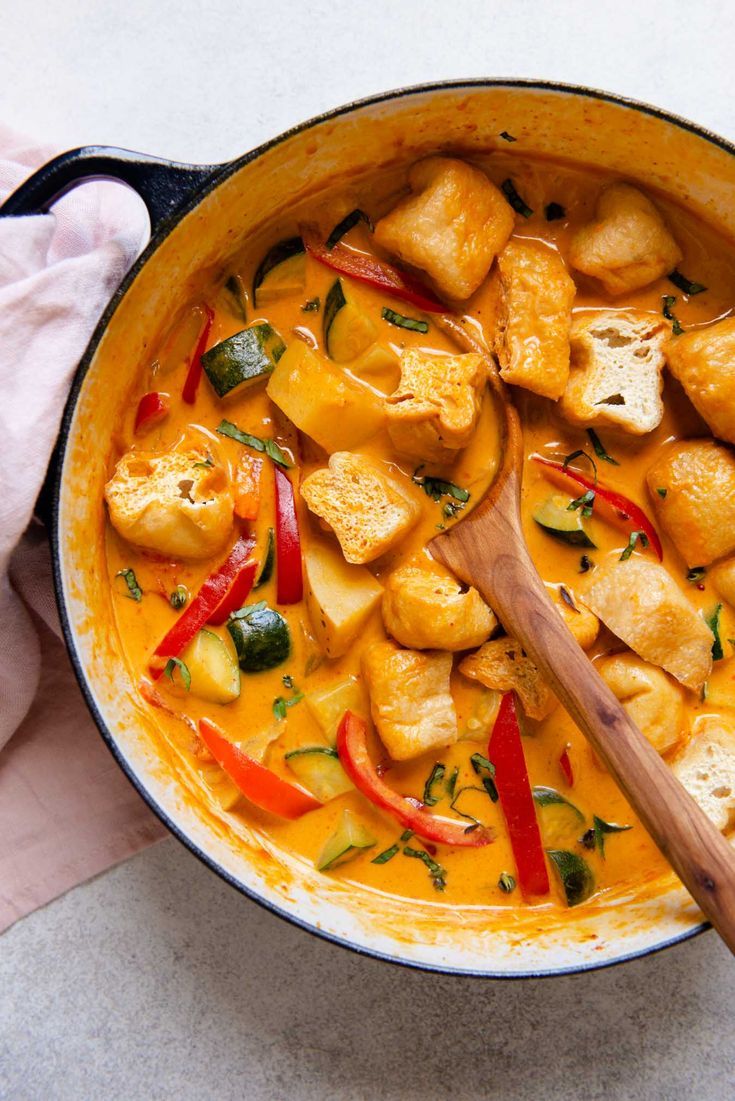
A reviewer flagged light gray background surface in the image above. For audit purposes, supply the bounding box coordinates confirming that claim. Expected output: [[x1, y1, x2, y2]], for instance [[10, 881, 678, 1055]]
[[2, 1, 735, 1098]]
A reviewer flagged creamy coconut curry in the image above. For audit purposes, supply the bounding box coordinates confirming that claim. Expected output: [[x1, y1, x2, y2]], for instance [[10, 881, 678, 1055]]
[[104, 149, 735, 910]]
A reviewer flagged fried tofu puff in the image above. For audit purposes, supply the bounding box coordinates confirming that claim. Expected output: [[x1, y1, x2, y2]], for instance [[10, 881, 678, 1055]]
[[374, 156, 515, 300], [569, 182, 681, 296], [105, 448, 234, 559]]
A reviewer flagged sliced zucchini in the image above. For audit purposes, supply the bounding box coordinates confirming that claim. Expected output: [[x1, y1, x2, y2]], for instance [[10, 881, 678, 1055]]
[[317, 808, 376, 871], [306, 677, 370, 746], [253, 237, 306, 305], [285, 746, 354, 801], [547, 849, 595, 907], [324, 278, 377, 363], [227, 602, 291, 672], [533, 494, 596, 548], [533, 786, 585, 847], [202, 322, 285, 398], [180, 628, 240, 705]]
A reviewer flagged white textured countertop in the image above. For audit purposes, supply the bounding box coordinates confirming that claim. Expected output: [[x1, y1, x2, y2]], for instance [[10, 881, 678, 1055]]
[[2, 1, 735, 1097]]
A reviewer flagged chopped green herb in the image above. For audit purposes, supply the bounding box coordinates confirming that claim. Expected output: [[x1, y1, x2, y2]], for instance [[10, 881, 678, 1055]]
[[169, 584, 188, 610], [301, 297, 320, 313], [662, 294, 684, 335], [656, 487, 668, 499], [163, 657, 191, 692], [562, 448, 598, 483], [216, 420, 291, 469], [229, 600, 268, 621], [284, 745, 338, 760], [498, 871, 516, 893], [668, 269, 707, 296], [499, 130, 517, 142], [381, 306, 429, 334], [559, 586, 579, 613], [687, 566, 706, 584], [326, 208, 373, 250], [568, 489, 595, 519], [446, 766, 459, 799], [581, 815, 632, 859], [192, 454, 214, 469], [532, 786, 584, 820], [470, 753, 499, 802], [254, 528, 276, 589], [272, 691, 304, 720], [282, 674, 295, 689], [547, 849, 595, 906], [620, 530, 649, 561], [501, 178, 534, 218], [400, 829, 414, 843], [545, 201, 566, 221], [224, 273, 248, 321], [371, 843, 400, 865], [422, 763, 446, 807], [403, 846, 447, 891], [586, 429, 619, 466], [412, 468, 470, 520], [704, 603, 724, 661], [450, 786, 493, 827], [578, 554, 594, 574], [116, 568, 142, 602]]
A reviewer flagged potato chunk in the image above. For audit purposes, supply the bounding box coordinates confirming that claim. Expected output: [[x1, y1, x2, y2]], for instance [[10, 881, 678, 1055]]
[[492, 239, 576, 400], [569, 182, 681, 296], [382, 562, 496, 651], [459, 638, 557, 720], [266, 341, 384, 453], [304, 537, 383, 658], [105, 448, 233, 559], [665, 318, 735, 445], [374, 156, 514, 300], [596, 653, 686, 755], [301, 452, 420, 565], [363, 641, 457, 760], [560, 311, 667, 434], [582, 557, 713, 691], [673, 716, 735, 831], [646, 440, 735, 567], [385, 348, 486, 463], [710, 557, 735, 608]]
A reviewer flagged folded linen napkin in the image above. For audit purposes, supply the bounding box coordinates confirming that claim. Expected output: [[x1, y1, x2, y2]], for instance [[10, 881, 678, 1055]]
[[0, 125, 167, 934]]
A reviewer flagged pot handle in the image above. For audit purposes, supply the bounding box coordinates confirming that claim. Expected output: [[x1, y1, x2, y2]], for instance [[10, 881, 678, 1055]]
[[0, 145, 225, 234]]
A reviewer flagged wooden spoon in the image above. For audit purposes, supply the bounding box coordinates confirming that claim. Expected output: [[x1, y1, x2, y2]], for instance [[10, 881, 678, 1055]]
[[431, 314, 735, 953]]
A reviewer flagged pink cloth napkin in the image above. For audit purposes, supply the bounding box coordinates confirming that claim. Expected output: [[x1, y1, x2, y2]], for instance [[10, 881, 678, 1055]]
[[0, 126, 167, 934]]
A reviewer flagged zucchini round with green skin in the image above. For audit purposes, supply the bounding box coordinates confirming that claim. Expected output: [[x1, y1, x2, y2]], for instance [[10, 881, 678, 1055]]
[[323, 278, 378, 362], [547, 849, 595, 907], [227, 602, 291, 672], [202, 322, 286, 398], [317, 808, 376, 871], [533, 786, 585, 846], [533, 494, 596, 547], [285, 746, 354, 801], [253, 237, 306, 305], [180, 628, 240, 705]]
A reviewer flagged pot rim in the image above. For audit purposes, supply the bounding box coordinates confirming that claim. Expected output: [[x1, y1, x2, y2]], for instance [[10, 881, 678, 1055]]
[[51, 77, 727, 978]]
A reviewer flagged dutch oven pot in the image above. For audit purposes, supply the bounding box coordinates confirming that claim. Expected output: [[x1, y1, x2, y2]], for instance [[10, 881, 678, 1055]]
[[4, 80, 733, 977]]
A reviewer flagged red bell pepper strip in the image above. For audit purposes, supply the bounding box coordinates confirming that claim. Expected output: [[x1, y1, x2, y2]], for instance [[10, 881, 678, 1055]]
[[199, 719, 321, 818], [182, 305, 215, 404], [134, 391, 170, 434], [533, 455, 663, 561], [301, 225, 444, 314], [337, 711, 491, 848], [559, 745, 574, 787], [274, 467, 303, 605], [150, 535, 255, 675], [489, 693, 550, 897], [207, 560, 258, 626]]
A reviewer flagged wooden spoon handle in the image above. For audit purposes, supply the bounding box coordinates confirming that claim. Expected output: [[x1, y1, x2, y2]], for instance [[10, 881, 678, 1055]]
[[434, 525, 735, 953]]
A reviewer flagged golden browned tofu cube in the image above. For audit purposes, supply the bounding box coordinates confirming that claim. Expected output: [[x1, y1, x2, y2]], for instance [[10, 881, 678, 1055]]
[[596, 653, 686, 755], [382, 562, 496, 651], [385, 347, 486, 463], [105, 448, 233, 559], [569, 182, 681, 296], [363, 641, 457, 760], [665, 318, 735, 445], [374, 156, 515, 300], [561, 311, 667, 434], [673, 715, 735, 831], [582, 557, 712, 691], [300, 452, 420, 565], [493, 239, 576, 400], [458, 637, 557, 720], [646, 440, 735, 567]]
